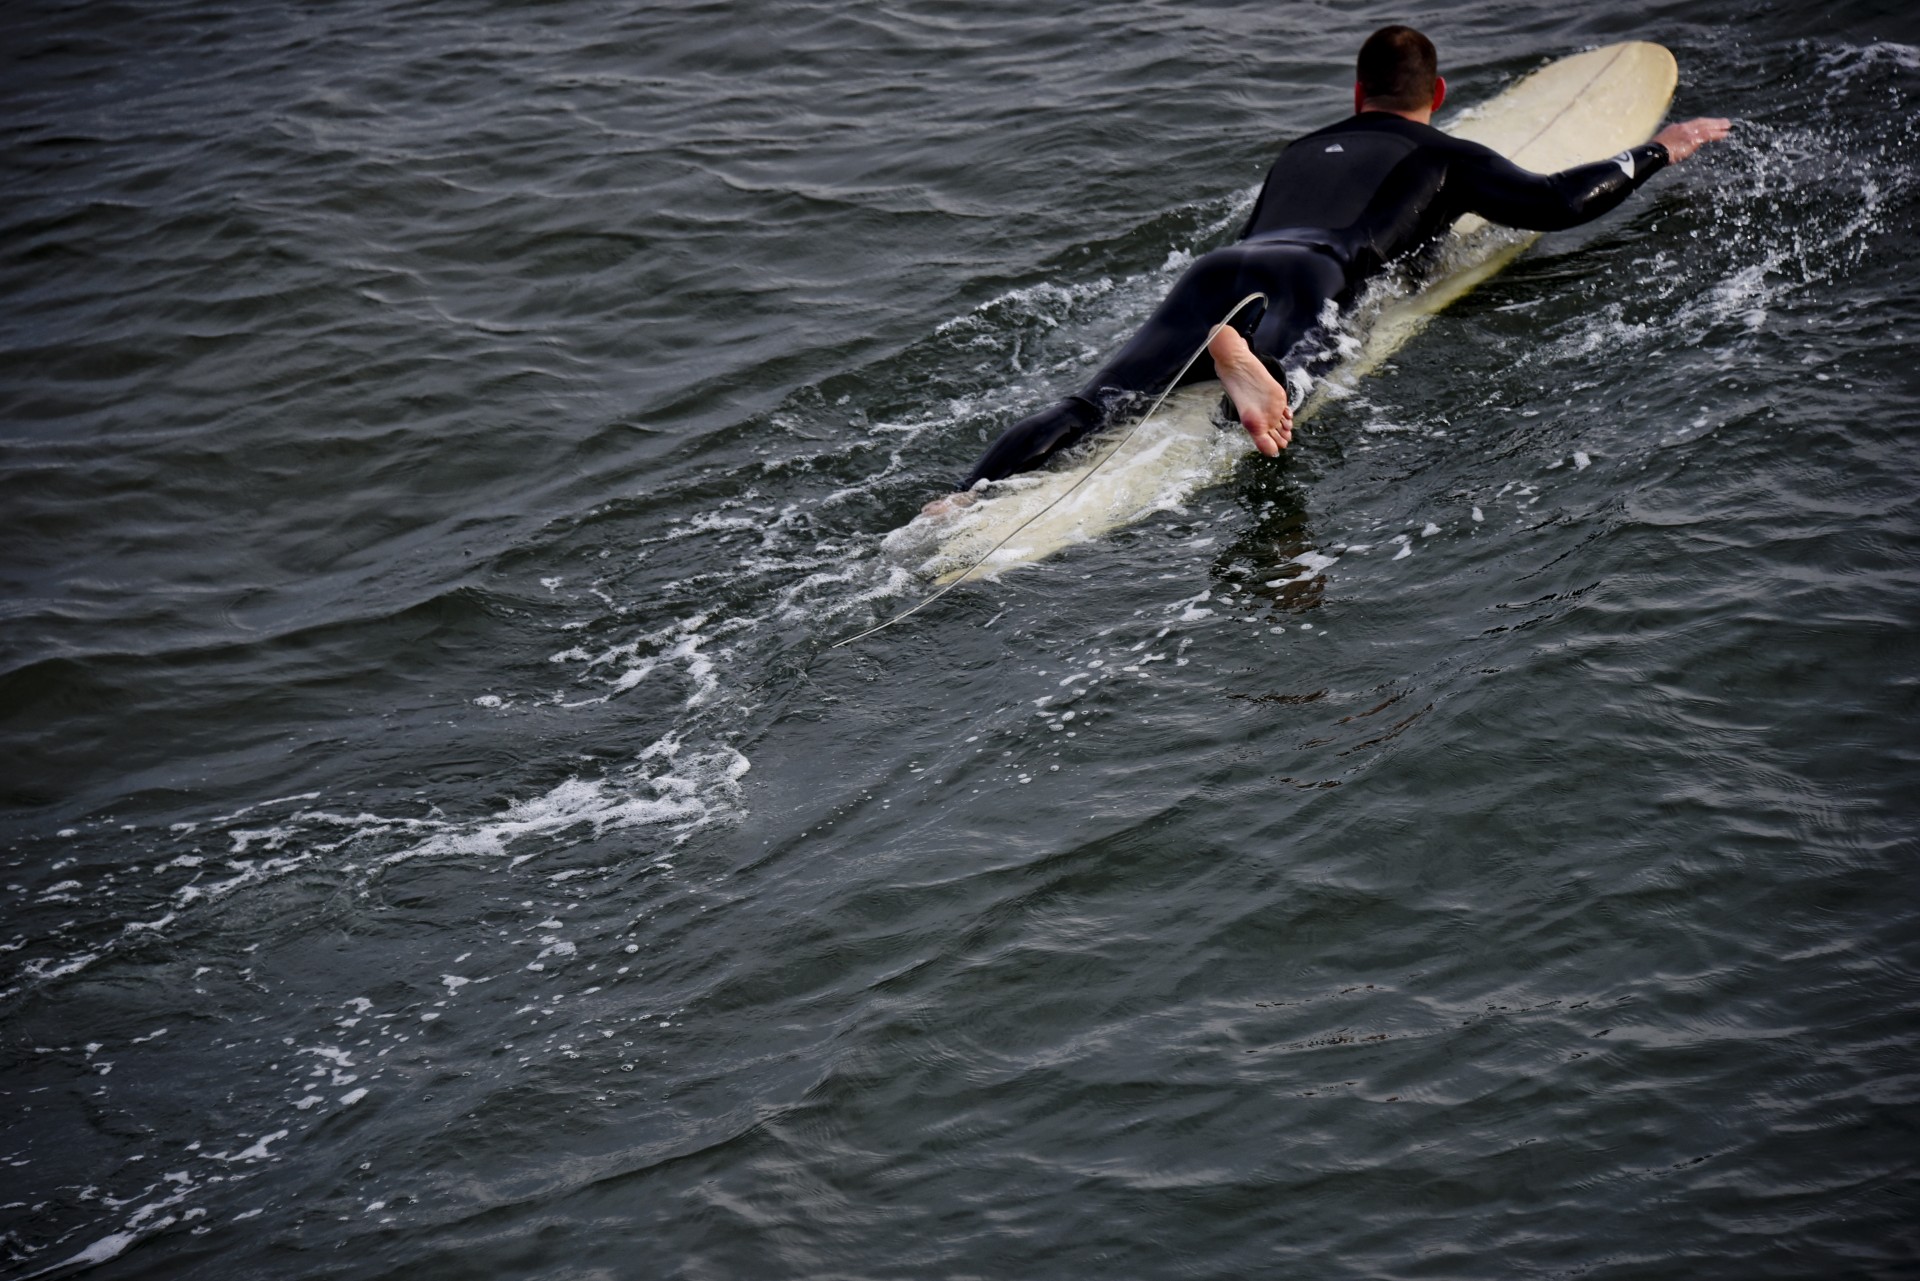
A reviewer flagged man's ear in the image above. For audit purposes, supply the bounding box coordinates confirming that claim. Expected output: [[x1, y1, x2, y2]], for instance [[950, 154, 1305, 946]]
[[1355, 80, 1366, 114], [1432, 76, 1447, 113]]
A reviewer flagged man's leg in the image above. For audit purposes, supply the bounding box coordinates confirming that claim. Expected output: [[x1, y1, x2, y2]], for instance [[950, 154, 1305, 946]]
[[945, 396, 1101, 496], [924, 396, 1101, 514], [943, 243, 1342, 494], [942, 250, 1251, 496]]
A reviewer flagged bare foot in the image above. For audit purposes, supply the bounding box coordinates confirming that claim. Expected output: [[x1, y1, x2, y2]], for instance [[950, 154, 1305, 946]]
[[1208, 326, 1292, 457]]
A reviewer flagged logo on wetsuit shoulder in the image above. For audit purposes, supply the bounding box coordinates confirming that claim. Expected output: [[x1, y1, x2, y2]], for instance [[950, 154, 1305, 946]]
[[1324, 143, 1345, 153]]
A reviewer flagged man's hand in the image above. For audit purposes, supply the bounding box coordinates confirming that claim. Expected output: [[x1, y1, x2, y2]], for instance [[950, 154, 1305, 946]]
[[1653, 117, 1732, 164]]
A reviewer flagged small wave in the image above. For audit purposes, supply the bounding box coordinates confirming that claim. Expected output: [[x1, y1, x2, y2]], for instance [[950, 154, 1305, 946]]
[[1813, 40, 1920, 83], [2, 730, 749, 1007]]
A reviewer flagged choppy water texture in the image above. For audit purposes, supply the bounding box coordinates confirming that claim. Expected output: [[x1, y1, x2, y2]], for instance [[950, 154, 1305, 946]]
[[4, 0, 1919, 1276]]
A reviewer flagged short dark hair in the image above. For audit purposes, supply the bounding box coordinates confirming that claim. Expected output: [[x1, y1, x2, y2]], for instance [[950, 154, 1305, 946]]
[[1357, 25, 1438, 111]]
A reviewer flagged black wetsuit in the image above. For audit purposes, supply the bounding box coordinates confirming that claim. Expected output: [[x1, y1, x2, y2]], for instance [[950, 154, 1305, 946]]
[[957, 112, 1671, 489]]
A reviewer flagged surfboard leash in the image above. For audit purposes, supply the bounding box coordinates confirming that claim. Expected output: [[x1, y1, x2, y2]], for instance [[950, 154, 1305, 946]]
[[828, 291, 1269, 651]]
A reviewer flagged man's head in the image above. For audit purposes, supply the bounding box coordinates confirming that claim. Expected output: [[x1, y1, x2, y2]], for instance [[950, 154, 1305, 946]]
[[1356, 25, 1445, 118]]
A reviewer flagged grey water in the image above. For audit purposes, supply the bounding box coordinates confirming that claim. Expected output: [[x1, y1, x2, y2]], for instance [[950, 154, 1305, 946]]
[[4, 0, 1919, 1276]]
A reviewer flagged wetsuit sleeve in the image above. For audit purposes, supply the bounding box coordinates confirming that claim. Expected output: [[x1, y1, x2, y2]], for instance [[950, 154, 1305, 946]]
[[1455, 141, 1670, 232]]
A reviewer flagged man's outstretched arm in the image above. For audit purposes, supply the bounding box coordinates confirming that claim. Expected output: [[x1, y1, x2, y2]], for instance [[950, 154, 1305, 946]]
[[1460, 116, 1732, 232]]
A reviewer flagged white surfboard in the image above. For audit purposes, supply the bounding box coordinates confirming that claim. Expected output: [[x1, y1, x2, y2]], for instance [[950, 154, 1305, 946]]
[[889, 41, 1678, 585]]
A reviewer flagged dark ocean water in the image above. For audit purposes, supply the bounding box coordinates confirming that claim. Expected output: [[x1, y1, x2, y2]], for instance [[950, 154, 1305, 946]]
[[4, 0, 1920, 1276]]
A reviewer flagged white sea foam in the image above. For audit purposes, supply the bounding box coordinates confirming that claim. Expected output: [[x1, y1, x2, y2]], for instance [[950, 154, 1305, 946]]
[[19, 1163, 212, 1273], [8, 722, 751, 1010], [22, 951, 101, 984], [229, 1131, 286, 1162], [384, 750, 748, 867], [934, 276, 1121, 338], [1538, 118, 1901, 380], [29, 1230, 143, 1276]]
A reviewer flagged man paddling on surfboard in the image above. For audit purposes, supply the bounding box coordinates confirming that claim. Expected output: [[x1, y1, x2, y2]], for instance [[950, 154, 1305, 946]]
[[927, 26, 1728, 514]]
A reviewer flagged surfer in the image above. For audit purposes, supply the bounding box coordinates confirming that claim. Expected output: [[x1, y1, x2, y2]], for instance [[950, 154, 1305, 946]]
[[928, 26, 1729, 512]]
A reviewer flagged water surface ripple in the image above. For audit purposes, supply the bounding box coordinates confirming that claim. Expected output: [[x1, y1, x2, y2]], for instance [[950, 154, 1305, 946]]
[[3, 0, 1918, 1276]]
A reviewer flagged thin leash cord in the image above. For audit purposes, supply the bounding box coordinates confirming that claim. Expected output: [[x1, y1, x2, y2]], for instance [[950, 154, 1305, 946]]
[[829, 291, 1269, 651]]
